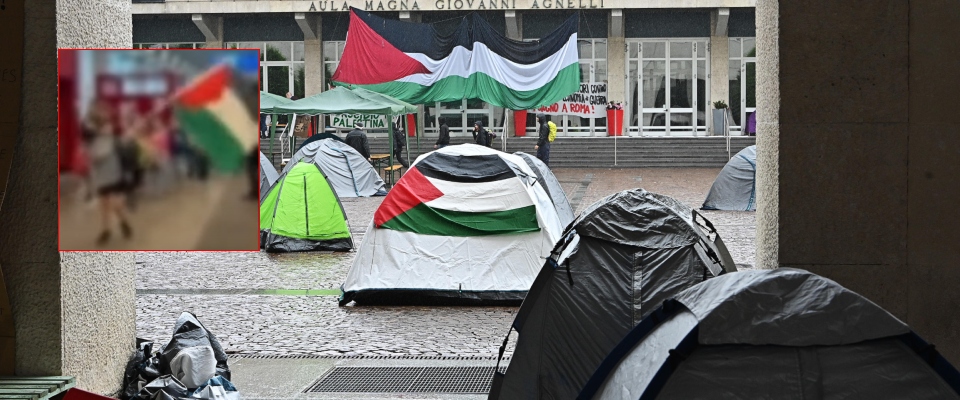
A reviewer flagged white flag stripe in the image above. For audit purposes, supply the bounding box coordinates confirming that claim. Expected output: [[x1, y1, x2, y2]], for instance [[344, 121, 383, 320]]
[[209, 89, 259, 151], [422, 176, 535, 213]]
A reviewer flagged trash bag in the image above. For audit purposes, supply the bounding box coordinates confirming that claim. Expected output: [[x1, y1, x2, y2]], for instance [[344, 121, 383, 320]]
[[121, 339, 163, 400], [189, 377, 239, 400], [137, 375, 188, 400], [159, 312, 231, 389]]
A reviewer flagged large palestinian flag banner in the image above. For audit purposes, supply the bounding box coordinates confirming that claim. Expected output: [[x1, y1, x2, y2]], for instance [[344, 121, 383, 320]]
[[373, 152, 541, 237], [331, 7, 580, 110], [173, 64, 258, 173]]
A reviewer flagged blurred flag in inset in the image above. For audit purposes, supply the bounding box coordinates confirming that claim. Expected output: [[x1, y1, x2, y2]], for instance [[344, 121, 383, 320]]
[[173, 64, 257, 173]]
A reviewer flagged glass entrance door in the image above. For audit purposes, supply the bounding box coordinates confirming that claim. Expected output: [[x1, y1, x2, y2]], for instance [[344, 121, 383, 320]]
[[627, 40, 709, 136], [436, 99, 491, 137]]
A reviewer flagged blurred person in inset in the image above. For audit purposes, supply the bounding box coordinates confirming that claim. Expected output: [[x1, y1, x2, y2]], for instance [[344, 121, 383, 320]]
[[345, 122, 371, 161], [84, 99, 133, 245], [247, 148, 259, 201], [118, 114, 147, 210]]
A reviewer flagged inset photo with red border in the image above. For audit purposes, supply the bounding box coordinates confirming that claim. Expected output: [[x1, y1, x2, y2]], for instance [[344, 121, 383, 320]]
[[58, 48, 261, 251]]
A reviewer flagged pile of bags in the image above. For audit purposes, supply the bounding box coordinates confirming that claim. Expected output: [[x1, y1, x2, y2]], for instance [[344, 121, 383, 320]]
[[121, 312, 239, 400]]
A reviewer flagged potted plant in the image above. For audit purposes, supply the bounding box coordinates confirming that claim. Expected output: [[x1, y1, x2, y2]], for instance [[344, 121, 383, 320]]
[[712, 101, 729, 136]]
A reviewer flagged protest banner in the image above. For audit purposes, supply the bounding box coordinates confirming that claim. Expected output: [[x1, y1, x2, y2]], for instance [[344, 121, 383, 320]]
[[532, 83, 607, 118]]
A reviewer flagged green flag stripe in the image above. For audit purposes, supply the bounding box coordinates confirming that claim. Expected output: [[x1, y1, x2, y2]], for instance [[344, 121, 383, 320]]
[[175, 107, 247, 173], [334, 63, 581, 111], [380, 203, 540, 237]]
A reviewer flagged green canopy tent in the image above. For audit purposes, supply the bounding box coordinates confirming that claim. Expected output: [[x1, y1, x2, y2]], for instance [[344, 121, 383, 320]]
[[260, 86, 418, 172], [259, 162, 352, 252], [259, 91, 295, 164]]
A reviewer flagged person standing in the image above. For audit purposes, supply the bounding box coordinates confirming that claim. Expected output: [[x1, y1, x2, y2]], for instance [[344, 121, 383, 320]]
[[85, 101, 133, 245], [472, 120, 490, 147], [434, 117, 450, 149], [535, 113, 551, 166], [392, 121, 409, 168], [345, 122, 371, 160]]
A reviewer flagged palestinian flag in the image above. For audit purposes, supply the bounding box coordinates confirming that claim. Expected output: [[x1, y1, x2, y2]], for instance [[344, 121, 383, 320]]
[[173, 64, 258, 173], [374, 152, 540, 237], [331, 8, 580, 110]]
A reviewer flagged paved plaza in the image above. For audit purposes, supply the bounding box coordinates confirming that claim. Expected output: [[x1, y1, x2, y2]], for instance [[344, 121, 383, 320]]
[[135, 167, 755, 359]]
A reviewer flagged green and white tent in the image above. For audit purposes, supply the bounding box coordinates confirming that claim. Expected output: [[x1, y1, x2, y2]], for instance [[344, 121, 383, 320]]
[[259, 162, 353, 253]]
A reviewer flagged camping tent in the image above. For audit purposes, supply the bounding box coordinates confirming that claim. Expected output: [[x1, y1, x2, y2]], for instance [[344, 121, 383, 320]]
[[513, 152, 575, 228], [702, 145, 756, 211], [489, 189, 737, 400], [258, 151, 280, 202], [259, 162, 352, 252], [283, 139, 386, 198], [578, 268, 960, 399], [340, 144, 566, 306]]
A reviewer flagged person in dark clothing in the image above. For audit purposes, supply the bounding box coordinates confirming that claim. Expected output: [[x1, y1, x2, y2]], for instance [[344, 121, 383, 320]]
[[345, 122, 371, 160], [297, 127, 345, 151], [435, 117, 450, 149], [472, 120, 490, 147], [535, 113, 551, 166], [392, 121, 409, 168]]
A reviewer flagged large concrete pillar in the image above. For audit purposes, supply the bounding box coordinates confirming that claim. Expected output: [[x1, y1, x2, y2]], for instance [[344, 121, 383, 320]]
[[0, 0, 136, 394], [709, 8, 730, 134], [756, 0, 960, 364], [297, 13, 323, 96], [192, 14, 223, 49]]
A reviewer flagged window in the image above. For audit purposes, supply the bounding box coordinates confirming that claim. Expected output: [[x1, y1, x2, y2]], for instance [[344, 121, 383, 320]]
[[323, 41, 346, 90], [227, 42, 305, 99], [133, 43, 201, 49], [728, 37, 756, 131]]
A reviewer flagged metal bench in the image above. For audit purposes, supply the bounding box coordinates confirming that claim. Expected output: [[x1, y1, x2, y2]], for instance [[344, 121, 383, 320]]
[[0, 376, 75, 400]]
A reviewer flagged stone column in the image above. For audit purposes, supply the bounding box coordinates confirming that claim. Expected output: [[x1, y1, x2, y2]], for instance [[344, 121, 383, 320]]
[[0, 0, 136, 395], [709, 8, 730, 135], [192, 14, 223, 49], [756, 0, 960, 365], [297, 13, 323, 96], [606, 9, 625, 135]]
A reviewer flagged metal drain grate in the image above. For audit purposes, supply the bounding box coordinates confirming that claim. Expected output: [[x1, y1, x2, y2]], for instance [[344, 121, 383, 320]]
[[305, 366, 506, 394]]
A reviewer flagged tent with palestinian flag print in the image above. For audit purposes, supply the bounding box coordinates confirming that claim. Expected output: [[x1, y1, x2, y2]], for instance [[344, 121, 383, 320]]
[[331, 8, 581, 110], [340, 144, 567, 306], [173, 64, 258, 173]]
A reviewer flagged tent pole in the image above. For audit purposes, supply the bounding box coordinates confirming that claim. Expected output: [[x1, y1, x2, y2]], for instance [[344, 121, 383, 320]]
[[270, 117, 278, 166], [388, 113, 394, 183], [503, 109, 509, 152], [405, 114, 411, 165]]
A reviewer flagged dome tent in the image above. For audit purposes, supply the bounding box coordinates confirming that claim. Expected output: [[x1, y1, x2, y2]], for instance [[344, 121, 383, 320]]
[[489, 189, 737, 400], [258, 151, 280, 202], [340, 144, 565, 306], [283, 139, 386, 198], [578, 268, 960, 400], [702, 145, 756, 211], [513, 151, 575, 228], [259, 162, 352, 252]]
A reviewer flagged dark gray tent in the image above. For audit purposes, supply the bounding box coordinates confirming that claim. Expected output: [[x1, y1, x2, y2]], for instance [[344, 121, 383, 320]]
[[489, 189, 737, 400], [283, 139, 386, 198], [578, 268, 960, 399], [259, 151, 280, 202], [702, 145, 756, 211], [514, 152, 575, 228]]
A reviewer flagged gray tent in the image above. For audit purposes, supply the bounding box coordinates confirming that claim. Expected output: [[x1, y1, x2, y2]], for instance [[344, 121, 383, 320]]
[[282, 139, 386, 198], [578, 268, 960, 399], [702, 145, 756, 211], [489, 189, 737, 400], [514, 152, 575, 228], [259, 151, 280, 202]]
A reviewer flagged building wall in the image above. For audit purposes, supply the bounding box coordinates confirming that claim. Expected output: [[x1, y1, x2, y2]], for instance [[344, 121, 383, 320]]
[[0, 0, 135, 395], [756, 0, 960, 365]]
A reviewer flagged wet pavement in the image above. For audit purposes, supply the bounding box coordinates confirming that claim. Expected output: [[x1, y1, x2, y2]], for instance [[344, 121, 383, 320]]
[[136, 167, 755, 358]]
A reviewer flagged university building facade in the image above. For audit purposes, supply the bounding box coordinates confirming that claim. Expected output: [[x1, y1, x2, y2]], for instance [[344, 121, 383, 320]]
[[132, 0, 756, 137]]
